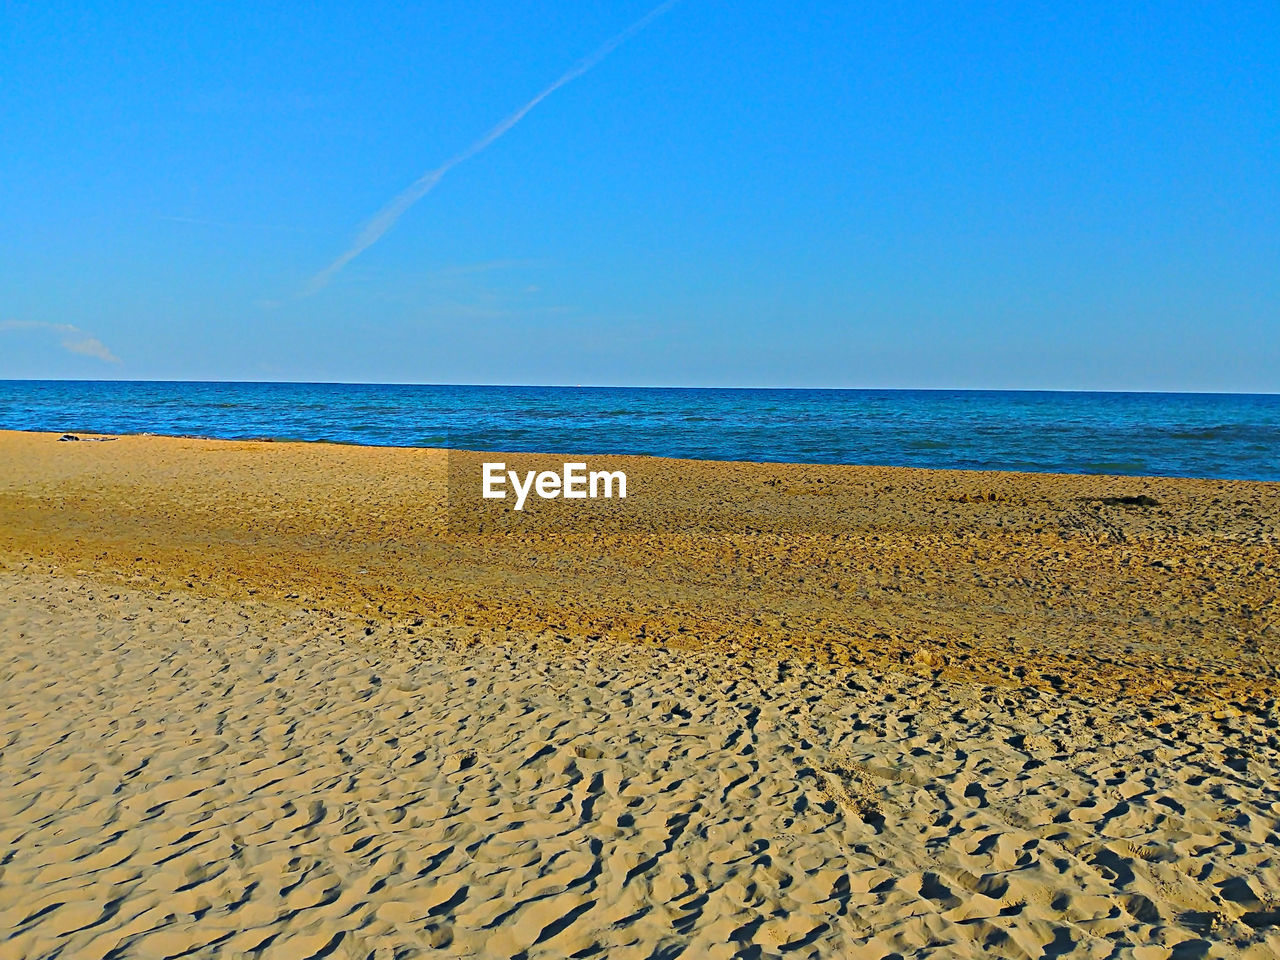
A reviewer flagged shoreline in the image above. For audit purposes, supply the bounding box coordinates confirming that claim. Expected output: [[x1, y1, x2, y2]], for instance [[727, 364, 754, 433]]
[[23, 426, 1280, 484], [3, 428, 1277, 706]]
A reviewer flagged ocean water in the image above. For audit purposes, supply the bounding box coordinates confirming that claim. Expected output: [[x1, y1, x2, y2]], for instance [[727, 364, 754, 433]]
[[1, 380, 1277, 481]]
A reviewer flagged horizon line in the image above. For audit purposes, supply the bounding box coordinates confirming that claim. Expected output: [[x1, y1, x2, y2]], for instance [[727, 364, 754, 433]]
[[0, 376, 1277, 398]]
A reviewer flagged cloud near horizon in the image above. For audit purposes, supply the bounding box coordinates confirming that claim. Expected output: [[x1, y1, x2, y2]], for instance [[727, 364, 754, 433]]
[[0, 320, 121, 364]]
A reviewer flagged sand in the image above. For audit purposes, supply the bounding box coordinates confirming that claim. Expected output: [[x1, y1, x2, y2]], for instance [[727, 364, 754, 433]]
[[1, 430, 1278, 958]]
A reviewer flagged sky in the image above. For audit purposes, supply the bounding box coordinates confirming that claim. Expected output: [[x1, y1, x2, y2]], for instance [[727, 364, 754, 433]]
[[1, 1, 1277, 390]]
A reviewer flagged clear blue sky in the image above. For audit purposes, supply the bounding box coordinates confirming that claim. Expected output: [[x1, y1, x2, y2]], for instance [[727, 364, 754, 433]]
[[2, 1, 1277, 390]]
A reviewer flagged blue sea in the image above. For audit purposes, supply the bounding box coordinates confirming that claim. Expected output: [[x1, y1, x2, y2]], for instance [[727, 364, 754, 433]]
[[1, 380, 1277, 481]]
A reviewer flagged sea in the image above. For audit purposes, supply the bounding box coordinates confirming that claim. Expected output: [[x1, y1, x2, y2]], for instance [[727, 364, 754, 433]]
[[1, 380, 1277, 482]]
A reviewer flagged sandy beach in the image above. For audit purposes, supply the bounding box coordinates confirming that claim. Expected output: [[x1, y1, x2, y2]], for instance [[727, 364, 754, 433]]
[[2, 430, 1278, 958]]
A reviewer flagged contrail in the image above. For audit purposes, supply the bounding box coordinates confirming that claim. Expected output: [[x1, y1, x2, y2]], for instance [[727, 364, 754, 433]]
[[305, 0, 681, 295]]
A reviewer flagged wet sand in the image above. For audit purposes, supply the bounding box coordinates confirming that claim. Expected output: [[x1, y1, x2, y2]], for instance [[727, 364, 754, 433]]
[[1, 430, 1278, 958]]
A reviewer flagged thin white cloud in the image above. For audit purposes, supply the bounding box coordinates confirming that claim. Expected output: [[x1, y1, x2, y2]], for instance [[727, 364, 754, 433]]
[[430, 258, 543, 279], [0, 320, 121, 364], [159, 215, 311, 233], [61, 336, 120, 363], [304, 0, 681, 296]]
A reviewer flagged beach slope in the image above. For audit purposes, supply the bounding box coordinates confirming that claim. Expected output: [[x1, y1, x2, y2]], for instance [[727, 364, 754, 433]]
[[1, 431, 1278, 958]]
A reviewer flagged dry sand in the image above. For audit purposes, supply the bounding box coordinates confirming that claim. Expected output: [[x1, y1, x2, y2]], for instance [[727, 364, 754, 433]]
[[1, 430, 1278, 958]]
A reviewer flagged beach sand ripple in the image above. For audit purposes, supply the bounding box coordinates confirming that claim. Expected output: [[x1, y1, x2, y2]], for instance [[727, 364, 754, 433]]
[[3, 573, 1278, 958], [2, 432, 1279, 957]]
